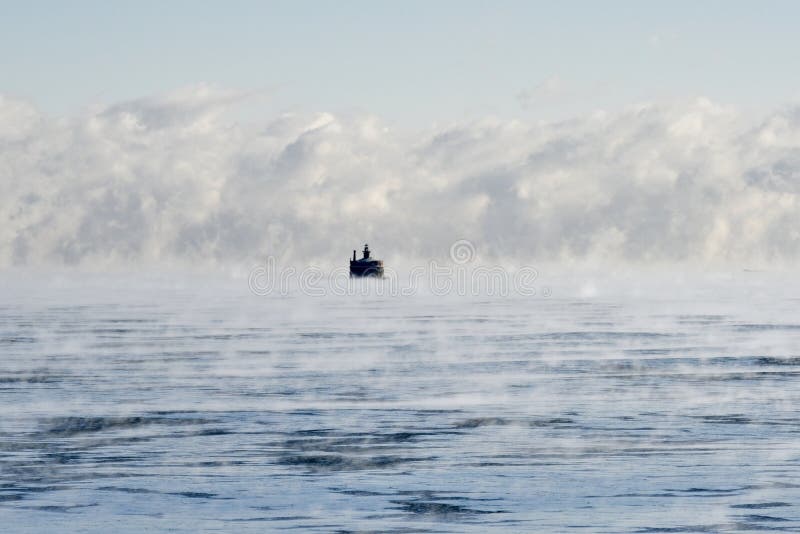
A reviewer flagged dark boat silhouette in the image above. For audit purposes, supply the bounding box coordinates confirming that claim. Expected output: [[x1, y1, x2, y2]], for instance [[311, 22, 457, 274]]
[[350, 244, 384, 278]]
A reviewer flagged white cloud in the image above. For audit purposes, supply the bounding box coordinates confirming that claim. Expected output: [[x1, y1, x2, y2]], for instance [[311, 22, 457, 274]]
[[2, 86, 800, 268]]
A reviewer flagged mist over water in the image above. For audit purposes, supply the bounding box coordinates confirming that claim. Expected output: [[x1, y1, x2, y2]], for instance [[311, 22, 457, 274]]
[[2, 271, 800, 532], [5, 88, 800, 268]]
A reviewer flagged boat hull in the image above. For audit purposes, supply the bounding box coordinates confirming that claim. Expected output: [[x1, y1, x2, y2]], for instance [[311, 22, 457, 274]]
[[350, 260, 384, 278]]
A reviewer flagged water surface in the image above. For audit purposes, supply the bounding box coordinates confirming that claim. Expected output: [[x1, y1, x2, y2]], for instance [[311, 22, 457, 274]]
[[2, 274, 800, 532]]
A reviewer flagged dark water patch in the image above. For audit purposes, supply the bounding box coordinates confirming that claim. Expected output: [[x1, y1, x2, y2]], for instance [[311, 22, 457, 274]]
[[455, 416, 574, 429], [725, 521, 800, 532], [677, 314, 728, 324], [53, 435, 155, 450], [101, 485, 227, 500], [183, 460, 248, 467], [739, 515, 790, 522], [44, 451, 81, 464], [731, 502, 791, 509], [540, 331, 676, 341], [89, 327, 137, 335], [574, 447, 718, 459], [259, 388, 300, 397], [731, 524, 798, 532], [191, 333, 261, 341], [694, 414, 751, 425], [607, 492, 679, 498], [672, 487, 742, 493], [664, 487, 744, 497], [397, 492, 503, 504], [751, 482, 800, 490], [22, 503, 98, 513], [334, 390, 370, 400], [221, 517, 274, 522], [733, 323, 800, 331], [281, 431, 427, 453], [0, 375, 61, 384], [0, 336, 36, 344], [392, 500, 504, 518], [43, 416, 157, 436], [731, 323, 800, 330], [693, 370, 800, 381], [146, 350, 220, 359], [382, 432, 423, 442], [258, 515, 314, 521], [455, 417, 509, 428], [161, 429, 233, 439], [289, 427, 333, 435], [298, 332, 338, 339], [97, 485, 160, 494], [465, 461, 518, 467], [0, 483, 69, 494], [622, 349, 675, 356], [755, 357, 800, 366], [530, 417, 575, 427], [278, 454, 425, 472], [147, 410, 203, 415], [11, 471, 148, 486], [90, 455, 142, 464], [634, 527, 718, 533], [168, 491, 220, 499], [40, 415, 216, 436], [99, 318, 159, 324], [330, 488, 388, 496], [193, 428, 231, 436], [288, 411, 323, 417], [87, 345, 219, 357]]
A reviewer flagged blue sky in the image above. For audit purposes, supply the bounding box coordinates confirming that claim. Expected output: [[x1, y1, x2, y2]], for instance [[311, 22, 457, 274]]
[[3, 0, 800, 125]]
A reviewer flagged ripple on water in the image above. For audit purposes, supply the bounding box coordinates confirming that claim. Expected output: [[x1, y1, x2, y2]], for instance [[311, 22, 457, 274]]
[[4, 291, 800, 532]]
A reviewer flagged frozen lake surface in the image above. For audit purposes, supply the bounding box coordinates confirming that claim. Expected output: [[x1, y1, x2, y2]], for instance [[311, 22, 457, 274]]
[[2, 272, 800, 532]]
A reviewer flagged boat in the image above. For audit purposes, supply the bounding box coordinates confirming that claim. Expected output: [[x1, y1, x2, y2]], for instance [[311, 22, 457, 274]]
[[350, 244, 384, 278]]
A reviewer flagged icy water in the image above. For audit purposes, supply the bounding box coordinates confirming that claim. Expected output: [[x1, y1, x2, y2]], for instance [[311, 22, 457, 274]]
[[3, 273, 800, 533]]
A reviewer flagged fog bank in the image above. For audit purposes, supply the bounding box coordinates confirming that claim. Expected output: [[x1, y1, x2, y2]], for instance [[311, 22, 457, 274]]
[[3, 86, 800, 268]]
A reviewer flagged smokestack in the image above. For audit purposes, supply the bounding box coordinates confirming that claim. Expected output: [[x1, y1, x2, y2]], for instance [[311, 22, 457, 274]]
[[353, 250, 356, 262]]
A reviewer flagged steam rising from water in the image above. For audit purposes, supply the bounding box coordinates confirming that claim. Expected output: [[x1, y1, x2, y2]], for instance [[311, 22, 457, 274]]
[[3, 87, 800, 267], [2, 273, 800, 531]]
